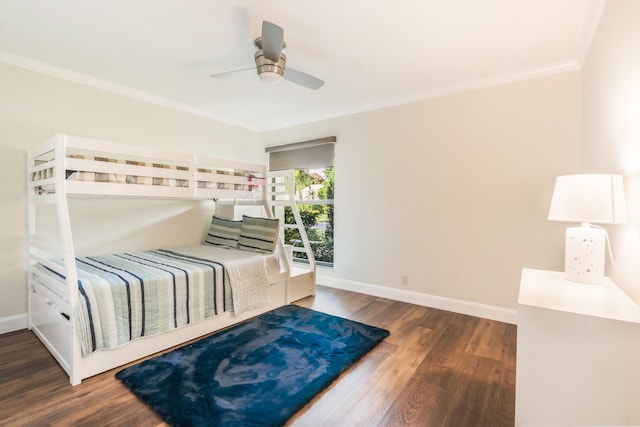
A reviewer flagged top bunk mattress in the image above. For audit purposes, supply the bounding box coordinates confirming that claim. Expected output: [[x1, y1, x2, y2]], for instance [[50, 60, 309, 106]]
[[28, 134, 267, 199], [32, 155, 264, 193]]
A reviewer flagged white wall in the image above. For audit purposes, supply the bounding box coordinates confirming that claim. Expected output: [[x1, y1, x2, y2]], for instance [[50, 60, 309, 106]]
[[0, 57, 585, 326], [581, 0, 640, 302], [0, 62, 261, 321], [262, 71, 582, 315]]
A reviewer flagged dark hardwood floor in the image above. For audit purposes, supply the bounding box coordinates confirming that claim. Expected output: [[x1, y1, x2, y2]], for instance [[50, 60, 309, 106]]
[[0, 286, 516, 426]]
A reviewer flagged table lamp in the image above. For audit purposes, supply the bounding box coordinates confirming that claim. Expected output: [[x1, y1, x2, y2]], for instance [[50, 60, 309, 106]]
[[548, 174, 627, 284]]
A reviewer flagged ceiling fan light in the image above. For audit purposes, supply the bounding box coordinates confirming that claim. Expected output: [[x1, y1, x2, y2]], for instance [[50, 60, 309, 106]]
[[254, 49, 286, 85], [258, 71, 283, 84]]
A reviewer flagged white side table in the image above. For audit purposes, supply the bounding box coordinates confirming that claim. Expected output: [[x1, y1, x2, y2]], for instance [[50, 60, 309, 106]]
[[516, 268, 640, 426]]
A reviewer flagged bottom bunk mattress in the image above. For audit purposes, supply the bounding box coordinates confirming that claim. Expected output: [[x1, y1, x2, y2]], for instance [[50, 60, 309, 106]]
[[34, 245, 280, 355]]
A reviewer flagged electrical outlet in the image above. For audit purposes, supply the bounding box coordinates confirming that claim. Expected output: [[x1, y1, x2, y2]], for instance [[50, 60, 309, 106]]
[[401, 275, 409, 286]]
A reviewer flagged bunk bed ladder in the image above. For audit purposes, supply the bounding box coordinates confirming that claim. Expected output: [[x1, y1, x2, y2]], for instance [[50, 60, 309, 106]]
[[266, 170, 317, 302]]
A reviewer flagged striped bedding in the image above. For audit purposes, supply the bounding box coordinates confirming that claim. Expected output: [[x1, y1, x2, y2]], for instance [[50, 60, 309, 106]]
[[35, 245, 271, 355]]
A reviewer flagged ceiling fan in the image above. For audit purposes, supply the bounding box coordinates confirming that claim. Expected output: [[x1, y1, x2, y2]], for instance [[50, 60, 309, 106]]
[[210, 21, 324, 90]]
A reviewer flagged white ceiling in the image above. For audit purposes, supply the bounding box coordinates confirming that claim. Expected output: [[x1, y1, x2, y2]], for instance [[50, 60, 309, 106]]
[[0, 0, 604, 131]]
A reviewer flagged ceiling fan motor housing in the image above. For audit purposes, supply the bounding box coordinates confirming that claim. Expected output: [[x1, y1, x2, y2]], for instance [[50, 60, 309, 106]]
[[254, 51, 286, 75], [254, 37, 286, 83]]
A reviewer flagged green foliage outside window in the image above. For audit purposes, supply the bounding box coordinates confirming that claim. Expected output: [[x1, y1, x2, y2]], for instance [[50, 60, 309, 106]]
[[284, 168, 334, 265]]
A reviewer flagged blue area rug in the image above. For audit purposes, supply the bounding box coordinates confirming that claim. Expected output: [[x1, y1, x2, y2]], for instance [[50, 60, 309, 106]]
[[115, 304, 390, 427]]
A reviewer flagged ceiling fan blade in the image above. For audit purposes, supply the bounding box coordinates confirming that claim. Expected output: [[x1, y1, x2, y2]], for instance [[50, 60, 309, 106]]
[[262, 20, 284, 62], [210, 68, 255, 79], [283, 68, 325, 90]]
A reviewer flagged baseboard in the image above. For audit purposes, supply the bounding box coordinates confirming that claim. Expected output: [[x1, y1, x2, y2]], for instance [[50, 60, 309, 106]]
[[0, 313, 28, 334], [316, 274, 518, 325], [0, 280, 517, 335]]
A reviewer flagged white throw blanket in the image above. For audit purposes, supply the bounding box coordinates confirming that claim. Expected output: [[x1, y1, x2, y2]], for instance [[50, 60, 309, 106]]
[[223, 255, 269, 315], [170, 245, 270, 316]]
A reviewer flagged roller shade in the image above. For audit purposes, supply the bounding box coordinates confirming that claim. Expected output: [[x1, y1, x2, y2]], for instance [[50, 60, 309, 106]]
[[266, 136, 335, 171]]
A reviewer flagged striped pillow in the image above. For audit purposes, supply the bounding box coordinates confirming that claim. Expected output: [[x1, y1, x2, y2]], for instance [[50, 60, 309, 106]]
[[204, 216, 242, 248], [238, 215, 280, 254]]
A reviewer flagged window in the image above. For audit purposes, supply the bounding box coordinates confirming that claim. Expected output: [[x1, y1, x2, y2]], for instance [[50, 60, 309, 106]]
[[266, 137, 335, 268], [284, 168, 334, 267]]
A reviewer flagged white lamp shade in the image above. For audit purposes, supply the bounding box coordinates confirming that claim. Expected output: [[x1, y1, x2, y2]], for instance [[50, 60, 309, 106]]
[[548, 174, 628, 224]]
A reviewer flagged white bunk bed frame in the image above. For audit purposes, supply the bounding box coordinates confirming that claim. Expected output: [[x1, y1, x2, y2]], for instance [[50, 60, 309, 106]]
[[26, 134, 315, 385], [266, 170, 317, 302]]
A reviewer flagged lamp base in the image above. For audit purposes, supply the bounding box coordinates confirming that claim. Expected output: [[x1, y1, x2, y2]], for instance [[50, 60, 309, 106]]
[[564, 225, 605, 284]]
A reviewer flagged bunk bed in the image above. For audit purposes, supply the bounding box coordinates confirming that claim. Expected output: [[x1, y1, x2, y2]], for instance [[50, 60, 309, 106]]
[[26, 134, 314, 385]]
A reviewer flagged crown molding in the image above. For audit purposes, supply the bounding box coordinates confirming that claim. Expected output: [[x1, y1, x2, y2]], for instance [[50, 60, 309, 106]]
[[0, 50, 253, 130], [578, 0, 607, 65], [1, 49, 581, 133], [257, 60, 582, 131]]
